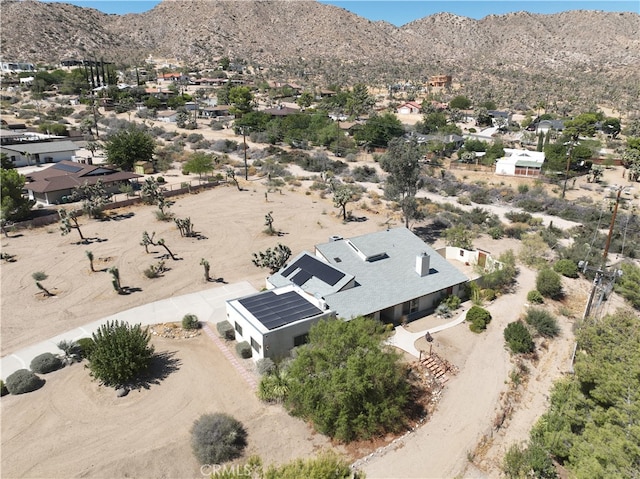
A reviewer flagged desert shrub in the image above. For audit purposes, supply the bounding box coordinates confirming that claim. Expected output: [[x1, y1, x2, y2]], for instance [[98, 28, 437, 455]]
[[504, 321, 535, 354], [351, 165, 379, 183], [0, 380, 8, 396], [190, 413, 248, 464], [527, 290, 545, 304], [442, 294, 462, 310], [504, 223, 528, 239], [30, 352, 63, 374], [488, 226, 504, 239], [505, 211, 533, 223], [256, 357, 275, 376], [236, 341, 252, 359], [536, 268, 563, 299], [524, 308, 560, 338], [182, 313, 200, 330], [435, 303, 452, 318], [482, 288, 497, 301], [258, 369, 290, 403], [5, 369, 44, 394], [88, 320, 155, 387], [466, 305, 492, 332], [76, 337, 95, 359], [553, 259, 579, 278], [216, 320, 235, 340]]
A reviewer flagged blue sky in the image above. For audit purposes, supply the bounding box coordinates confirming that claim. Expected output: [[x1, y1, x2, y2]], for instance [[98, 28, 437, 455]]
[[43, 1, 639, 25]]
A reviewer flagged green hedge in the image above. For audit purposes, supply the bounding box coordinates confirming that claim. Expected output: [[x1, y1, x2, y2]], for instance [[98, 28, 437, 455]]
[[235, 341, 252, 359], [182, 313, 200, 330], [216, 320, 235, 340], [504, 322, 535, 354], [30, 352, 63, 374], [466, 305, 492, 333], [5, 369, 45, 395], [76, 337, 95, 359], [527, 290, 544, 304], [553, 259, 579, 278]]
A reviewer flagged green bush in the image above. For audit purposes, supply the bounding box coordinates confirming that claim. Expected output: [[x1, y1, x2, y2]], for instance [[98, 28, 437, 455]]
[[466, 305, 492, 333], [258, 370, 289, 403], [5, 369, 45, 394], [504, 321, 535, 354], [30, 352, 63, 374], [442, 294, 461, 310], [236, 341, 252, 359], [536, 268, 563, 299], [182, 313, 200, 330], [190, 413, 247, 464], [553, 259, 579, 278], [88, 320, 155, 387], [76, 337, 95, 359], [0, 380, 8, 396], [482, 288, 497, 301], [524, 308, 560, 338], [216, 320, 235, 340], [527, 290, 545, 304], [256, 357, 275, 376]]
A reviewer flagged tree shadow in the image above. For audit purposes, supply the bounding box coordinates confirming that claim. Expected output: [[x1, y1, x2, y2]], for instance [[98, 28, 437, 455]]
[[413, 224, 447, 245], [346, 215, 368, 223], [118, 286, 143, 295], [211, 277, 228, 284], [128, 350, 182, 391], [76, 237, 108, 245], [102, 212, 136, 222]]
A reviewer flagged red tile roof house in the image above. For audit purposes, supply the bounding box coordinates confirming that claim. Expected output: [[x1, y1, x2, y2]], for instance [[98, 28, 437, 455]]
[[396, 101, 422, 115], [25, 160, 142, 205]]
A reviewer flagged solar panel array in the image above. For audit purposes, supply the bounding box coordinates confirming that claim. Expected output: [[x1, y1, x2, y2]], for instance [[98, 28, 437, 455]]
[[281, 254, 345, 286], [238, 291, 323, 330], [53, 163, 83, 173]]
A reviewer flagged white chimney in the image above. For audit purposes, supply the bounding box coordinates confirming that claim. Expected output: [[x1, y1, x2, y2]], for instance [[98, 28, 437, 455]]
[[416, 252, 430, 277]]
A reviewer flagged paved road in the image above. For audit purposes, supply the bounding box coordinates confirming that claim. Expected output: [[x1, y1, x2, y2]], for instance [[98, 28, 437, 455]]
[[0, 282, 257, 380]]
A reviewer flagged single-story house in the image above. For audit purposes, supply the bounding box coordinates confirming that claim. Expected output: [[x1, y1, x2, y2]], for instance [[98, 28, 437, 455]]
[[488, 110, 512, 125], [156, 110, 178, 123], [495, 148, 545, 177], [1, 140, 80, 167], [535, 119, 565, 135], [396, 101, 422, 115], [199, 105, 232, 118], [412, 133, 464, 150], [262, 105, 300, 117], [25, 160, 142, 205], [227, 228, 470, 359]]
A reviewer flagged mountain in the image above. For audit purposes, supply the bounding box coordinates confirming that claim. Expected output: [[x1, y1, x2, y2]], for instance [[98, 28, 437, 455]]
[[1, 0, 639, 109]]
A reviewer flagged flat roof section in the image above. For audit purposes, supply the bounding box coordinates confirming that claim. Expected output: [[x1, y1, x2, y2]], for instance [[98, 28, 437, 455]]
[[238, 290, 323, 330]]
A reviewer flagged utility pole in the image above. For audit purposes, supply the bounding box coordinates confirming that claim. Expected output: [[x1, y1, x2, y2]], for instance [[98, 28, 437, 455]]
[[242, 127, 248, 180], [582, 187, 623, 320]]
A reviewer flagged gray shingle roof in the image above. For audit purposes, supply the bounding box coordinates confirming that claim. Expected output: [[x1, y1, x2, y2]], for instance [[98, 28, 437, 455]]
[[1, 140, 79, 155], [314, 228, 469, 319]]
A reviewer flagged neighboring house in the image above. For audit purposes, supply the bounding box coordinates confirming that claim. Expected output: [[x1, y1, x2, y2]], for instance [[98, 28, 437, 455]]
[[412, 133, 464, 150], [227, 228, 470, 360], [262, 105, 300, 117], [535, 119, 565, 135], [199, 105, 232, 118], [25, 160, 142, 205], [1, 140, 79, 167], [488, 110, 512, 126], [156, 110, 178, 123], [396, 101, 422, 115], [428, 75, 452, 88], [495, 148, 545, 177]]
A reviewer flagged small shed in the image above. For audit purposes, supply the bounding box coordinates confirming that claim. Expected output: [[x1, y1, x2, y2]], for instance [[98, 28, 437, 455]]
[[134, 161, 154, 175]]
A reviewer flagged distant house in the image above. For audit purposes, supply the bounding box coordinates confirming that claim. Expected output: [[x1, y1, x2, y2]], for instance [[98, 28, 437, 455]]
[[488, 110, 512, 125], [428, 75, 452, 88], [0, 140, 79, 167], [535, 119, 565, 135], [396, 101, 422, 115], [495, 148, 545, 177], [156, 110, 178, 123], [227, 228, 470, 360], [25, 160, 142, 205], [412, 133, 464, 151], [199, 105, 232, 118], [262, 105, 300, 117]]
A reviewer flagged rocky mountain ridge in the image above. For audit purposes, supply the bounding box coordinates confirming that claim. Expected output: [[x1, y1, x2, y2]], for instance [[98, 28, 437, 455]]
[[1, 0, 639, 110]]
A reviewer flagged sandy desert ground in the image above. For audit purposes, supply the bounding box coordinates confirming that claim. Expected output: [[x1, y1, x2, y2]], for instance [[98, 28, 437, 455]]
[[1, 115, 633, 478]]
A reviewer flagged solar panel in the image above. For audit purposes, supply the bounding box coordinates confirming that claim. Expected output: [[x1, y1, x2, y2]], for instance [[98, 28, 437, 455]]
[[291, 270, 312, 286], [239, 291, 323, 330], [53, 163, 83, 173], [295, 254, 344, 286], [280, 263, 297, 277]]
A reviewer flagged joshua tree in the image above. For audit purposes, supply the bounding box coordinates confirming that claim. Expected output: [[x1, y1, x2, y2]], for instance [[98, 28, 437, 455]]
[[108, 266, 124, 294], [32, 271, 54, 297], [175, 217, 195, 237], [226, 168, 241, 191], [264, 211, 275, 235], [59, 208, 85, 242], [252, 243, 291, 274], [86, 250, 95, 272], [140, 231, 155, 253], [155, 196, 173, 221], [200, 258, 211, 282], [156, 238, 177, 260]]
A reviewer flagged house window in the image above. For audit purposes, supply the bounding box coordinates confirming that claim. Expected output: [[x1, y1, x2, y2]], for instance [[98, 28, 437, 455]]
[[410, 298, 419, 313], [250, 337, 261, 353], [234, 322, 243, 336], [293, 333, 309, 348]]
